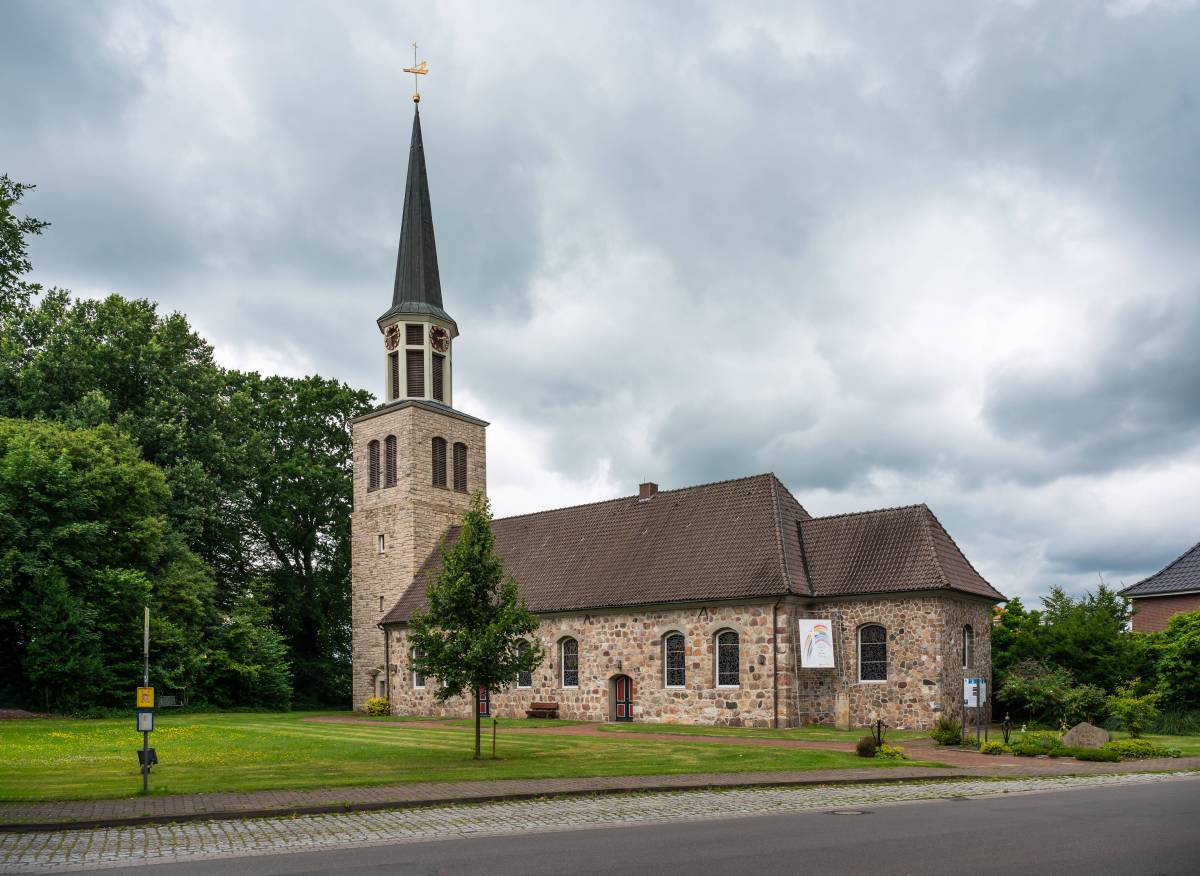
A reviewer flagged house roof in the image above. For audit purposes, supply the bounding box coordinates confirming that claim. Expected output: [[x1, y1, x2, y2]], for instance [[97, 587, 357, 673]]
[[381, 473, 1005, 624], [1119, 541, 1200, 597]]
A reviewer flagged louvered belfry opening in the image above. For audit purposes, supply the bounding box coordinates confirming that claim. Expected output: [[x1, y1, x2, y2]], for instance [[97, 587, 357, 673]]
[[384, 435, 397, 487], [432, 353, 445, 401], [452, 442, 467, 492], [388, 352, 399, 401], [431, 436, 447, 487], [406, 350, 424, 397], [406, 323, 423, 346], [367, 440, 380, 492]]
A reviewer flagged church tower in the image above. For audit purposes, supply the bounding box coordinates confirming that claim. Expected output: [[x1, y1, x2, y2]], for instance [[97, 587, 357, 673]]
[[350, 104, 487, 709]]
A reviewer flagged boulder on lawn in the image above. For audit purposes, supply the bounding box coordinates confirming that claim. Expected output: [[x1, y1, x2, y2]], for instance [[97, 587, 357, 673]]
[[1061, 721, 1110, 749]]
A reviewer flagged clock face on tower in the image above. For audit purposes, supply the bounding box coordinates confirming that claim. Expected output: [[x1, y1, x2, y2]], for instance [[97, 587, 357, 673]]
[[383, 324, 401, 351], [429, 325, 450, 353]]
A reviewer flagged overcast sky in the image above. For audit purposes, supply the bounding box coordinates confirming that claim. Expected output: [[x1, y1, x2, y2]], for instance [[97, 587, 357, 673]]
[[5, 0, 1200, 602]]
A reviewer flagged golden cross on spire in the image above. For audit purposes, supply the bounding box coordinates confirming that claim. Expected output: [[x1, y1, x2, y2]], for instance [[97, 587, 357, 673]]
[[403, 42, 428, 104]]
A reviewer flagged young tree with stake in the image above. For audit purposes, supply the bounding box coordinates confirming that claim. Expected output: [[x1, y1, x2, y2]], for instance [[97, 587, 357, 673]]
[[407, 493, 544, 758]]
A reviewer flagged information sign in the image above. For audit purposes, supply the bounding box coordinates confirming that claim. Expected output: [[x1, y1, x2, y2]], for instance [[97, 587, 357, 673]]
[[136, 711, 154, 733], [136, 686, 154, 708], [963, 677, 987, 707]]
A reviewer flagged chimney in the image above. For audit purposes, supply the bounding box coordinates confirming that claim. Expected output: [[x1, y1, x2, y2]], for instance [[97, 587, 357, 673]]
[[638, 482, 658, 501]]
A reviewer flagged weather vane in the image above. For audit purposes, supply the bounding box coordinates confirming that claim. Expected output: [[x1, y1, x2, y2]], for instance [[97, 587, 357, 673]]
[[403, 42, 428, 103]]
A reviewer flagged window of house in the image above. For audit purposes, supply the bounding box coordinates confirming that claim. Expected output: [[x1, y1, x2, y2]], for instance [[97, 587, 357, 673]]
[[962, 625, 973, 669], [367, 440, 380, 491], [453, 442, 467, 492], [517, 640, 532, 688], [384, 435, 397, 487], [716, 630, 739, 687], [858, 624, 887, 682], [412, 647, 425, 689], [664, 633, 685, 688], [432, 437, 447, 487], [377, 679, 386, 698], [560, 638, 579, 687]]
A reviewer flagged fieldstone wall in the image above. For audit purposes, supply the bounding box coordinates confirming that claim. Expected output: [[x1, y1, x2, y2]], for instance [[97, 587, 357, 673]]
[[789, 594, 994, 730], [350, 401, 486, 709], [387, 602, 783, 726]]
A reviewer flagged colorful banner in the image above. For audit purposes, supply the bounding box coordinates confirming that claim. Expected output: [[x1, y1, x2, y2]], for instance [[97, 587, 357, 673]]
[[797, 619, 836, 668]]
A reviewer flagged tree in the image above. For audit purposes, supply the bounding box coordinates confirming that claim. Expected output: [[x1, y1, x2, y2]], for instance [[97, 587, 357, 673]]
[[0, 175, 48, 313], [408, 494, 545, 758], [1154, 610, 1200, 710]]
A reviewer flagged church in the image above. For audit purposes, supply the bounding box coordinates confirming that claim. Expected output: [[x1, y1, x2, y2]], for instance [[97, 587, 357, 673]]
[[350, 105, 1005, 731]]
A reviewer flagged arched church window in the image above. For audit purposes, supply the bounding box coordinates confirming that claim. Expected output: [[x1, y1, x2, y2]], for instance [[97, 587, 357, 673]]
[[367, 440, 380, 492], [453, 442, 467, 492], [517, 640, 533, 689], [715, 630, 739, 687], [664, 633, 685, 688], [432, 437, 447, 487], [412, 647, 425, 689], [384, 435, 397, 487], [962, 625, 973, 669], [858, 624, 887, 682], [560, 638, 579, 688]]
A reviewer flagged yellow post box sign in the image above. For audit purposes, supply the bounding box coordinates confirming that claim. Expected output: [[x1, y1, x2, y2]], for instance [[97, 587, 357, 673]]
[[136, 687, 154, 708]]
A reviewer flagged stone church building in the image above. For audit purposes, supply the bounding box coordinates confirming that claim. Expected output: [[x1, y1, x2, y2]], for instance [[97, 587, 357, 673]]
[[351, 108, 1005, 730]]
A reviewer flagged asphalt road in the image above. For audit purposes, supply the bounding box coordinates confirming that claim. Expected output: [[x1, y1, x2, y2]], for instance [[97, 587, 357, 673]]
[[97, 779, 1199, 876]]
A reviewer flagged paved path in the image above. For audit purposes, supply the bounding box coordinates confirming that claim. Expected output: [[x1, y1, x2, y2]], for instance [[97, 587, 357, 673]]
[[2, 772, 1196, 874]]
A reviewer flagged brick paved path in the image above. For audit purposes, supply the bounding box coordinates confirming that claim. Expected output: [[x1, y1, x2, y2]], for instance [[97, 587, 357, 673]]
[[2, 772, 1195, 874]]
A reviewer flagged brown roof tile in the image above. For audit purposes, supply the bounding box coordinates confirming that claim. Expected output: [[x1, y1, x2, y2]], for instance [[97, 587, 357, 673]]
[[382, 474, 1004, 624]]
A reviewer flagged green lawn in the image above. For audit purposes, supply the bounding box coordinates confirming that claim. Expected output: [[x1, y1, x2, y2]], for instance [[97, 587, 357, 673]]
[[1111, 732, 1200, 756], [597, 723, 927, 743], [0, 712, 941, 802]]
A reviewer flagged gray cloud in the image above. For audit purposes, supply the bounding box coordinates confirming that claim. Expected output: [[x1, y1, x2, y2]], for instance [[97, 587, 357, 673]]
[[4, 0, 1200, 600]]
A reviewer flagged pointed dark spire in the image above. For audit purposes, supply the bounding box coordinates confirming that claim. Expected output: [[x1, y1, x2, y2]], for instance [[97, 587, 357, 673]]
[[380, 108, 455, 328]]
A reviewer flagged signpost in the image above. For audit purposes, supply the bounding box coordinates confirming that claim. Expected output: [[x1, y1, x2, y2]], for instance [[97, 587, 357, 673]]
[[963, 676, 988, 745], [138, 606, 153, 794]]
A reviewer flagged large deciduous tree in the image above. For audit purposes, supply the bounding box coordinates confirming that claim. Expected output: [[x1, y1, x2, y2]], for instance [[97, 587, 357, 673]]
[[408, 494, 544, 758]]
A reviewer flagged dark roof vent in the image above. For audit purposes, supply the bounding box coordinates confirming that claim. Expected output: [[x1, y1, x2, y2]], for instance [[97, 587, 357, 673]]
[[638, 482, 658, 502]]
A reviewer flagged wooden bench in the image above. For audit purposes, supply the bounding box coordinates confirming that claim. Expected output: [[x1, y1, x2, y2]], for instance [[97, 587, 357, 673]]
[[525, 702, 560, 719]]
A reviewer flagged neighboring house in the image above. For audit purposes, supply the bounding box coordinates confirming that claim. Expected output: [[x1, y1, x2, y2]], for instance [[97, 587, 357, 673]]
[[349, 106, 1006, 731], [1120, 542, 1200, 632]]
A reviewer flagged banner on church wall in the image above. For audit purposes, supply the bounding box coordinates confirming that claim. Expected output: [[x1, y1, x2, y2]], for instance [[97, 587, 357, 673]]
[[797, 619, 836, 668]]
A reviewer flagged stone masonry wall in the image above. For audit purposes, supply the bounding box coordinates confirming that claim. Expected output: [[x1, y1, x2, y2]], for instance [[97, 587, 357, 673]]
[[387, 602, 783, 726], [350, 402, 486, 709]]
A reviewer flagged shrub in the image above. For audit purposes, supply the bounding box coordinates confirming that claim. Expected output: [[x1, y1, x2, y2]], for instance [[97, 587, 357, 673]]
[[998, 660, 1075, 725], [1154, 610, 1200, 710], [930, 716, 962, 746], [1102, 738, 1175, 760], [978, 740, 1012, 755], [1009, 731, 1063, 757], [364, 696, 391, 716], [1152, 708, 1200, 735], [1067, 747, 1120, 763], [875, 743, 906, 760], [1106, 681, 1159, 738], [856, 735, 879, 758], [1061, 684, 1110, 726]]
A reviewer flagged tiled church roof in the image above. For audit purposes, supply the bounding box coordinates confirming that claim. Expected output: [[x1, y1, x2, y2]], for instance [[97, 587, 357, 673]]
[[1119, 541, 1200, 597], [381, 473, 1004, 624]]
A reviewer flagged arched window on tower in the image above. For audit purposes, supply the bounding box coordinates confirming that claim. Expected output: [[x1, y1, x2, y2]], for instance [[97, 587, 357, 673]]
[[962, 625, 974, 669], [664, 632, 685, 688], [431, 436, 447, 487], [367, 440, 380, 492], [858, 624, 887, 682], [453, 442, 467, 492], [384, 435, 397, 487]]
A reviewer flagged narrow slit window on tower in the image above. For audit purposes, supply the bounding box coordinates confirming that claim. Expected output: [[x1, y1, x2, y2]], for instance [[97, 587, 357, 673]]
[[377, 534, 385, 554], [406, 323, 424, 346], [388, 352, 400, 401], [432, 436, 447, 487], [367, 440, 380, 491], [384, 435, 397, 487], [453, 442, 467, 492], [432, 353, 445, 401], [406, 350, 424, 397]]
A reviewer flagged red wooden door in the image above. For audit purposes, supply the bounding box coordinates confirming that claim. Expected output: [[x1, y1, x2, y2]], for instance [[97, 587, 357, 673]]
[[614, 675, 633, 722]]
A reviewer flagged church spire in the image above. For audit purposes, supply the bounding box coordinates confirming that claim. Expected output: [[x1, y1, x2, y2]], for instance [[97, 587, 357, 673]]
[[380, 106, 455, 329]]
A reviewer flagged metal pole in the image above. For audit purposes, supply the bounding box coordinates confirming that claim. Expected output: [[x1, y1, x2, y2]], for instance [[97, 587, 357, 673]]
[[142, 606, 149, 794]]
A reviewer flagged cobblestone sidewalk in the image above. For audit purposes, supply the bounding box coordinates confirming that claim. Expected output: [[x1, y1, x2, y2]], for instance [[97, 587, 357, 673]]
[[2, 772, 1196, 874]]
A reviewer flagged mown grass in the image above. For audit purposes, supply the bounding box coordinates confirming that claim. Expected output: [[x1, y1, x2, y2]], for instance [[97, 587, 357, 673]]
[[597, 723, 927, 743], [1110, 732, 1200, 756], [0, 712, 941, 802]]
